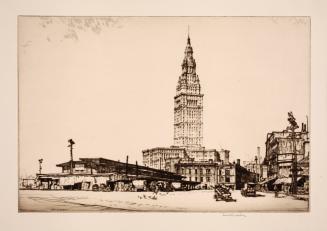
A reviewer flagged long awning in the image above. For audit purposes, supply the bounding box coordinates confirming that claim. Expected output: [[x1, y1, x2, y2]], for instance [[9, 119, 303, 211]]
[[258, 178, 276, 185], [273, 177, 302, 185]]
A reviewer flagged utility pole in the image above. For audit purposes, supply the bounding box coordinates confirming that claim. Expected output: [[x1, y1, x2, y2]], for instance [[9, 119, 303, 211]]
[[287, 112, 299, 195], [68, 139, 75, 174], [38, 158, 43, 174], [136, 161, 138, 178], [257, 146, 261, 181], [125, 155, 129, 177]]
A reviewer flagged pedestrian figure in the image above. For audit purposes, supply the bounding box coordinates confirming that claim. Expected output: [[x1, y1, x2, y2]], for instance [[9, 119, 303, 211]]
[[154, 184, 159, 194], [274, 185, 279, 198]]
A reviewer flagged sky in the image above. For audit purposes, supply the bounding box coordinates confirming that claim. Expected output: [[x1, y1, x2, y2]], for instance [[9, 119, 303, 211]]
[[18, 17, 310, 176]]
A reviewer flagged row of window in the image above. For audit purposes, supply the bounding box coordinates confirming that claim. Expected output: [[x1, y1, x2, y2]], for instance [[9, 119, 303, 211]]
[[181, 168, 211, 174], [181, 168, 234, 176], [187, 176, 211, 182]]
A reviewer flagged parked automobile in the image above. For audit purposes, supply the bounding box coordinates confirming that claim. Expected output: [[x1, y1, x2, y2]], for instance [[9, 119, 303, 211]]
[[241, 182, 256, 197]]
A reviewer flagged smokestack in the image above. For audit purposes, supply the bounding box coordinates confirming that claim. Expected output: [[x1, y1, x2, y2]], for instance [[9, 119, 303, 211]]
[[257, 147, 261, 164], [224, 150, 230, 164]]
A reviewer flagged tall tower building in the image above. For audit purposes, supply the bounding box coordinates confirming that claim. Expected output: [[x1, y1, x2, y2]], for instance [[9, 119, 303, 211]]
[[143, 32, 226, 187], [174, 35, 203, 148]]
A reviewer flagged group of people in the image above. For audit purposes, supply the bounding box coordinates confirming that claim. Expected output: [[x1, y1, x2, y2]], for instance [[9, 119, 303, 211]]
[[149, 181, 173, 193], [113, 182, 135, 192]]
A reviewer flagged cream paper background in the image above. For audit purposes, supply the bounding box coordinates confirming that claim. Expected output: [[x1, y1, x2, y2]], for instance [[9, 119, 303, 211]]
[[1, 0, 327, 231]]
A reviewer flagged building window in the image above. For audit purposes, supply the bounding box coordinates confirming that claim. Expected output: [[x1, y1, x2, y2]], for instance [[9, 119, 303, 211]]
[[195, 169, 197, 174], [200, 177, 203, 182], [226, 177, 230, 183], [206, 169, 211, 174], [189, 169, 191, 174], [206, 177, 210, 182], [200, 169, 203, 174], [225, 169, 230, 176], [195, 177, 198, 182]]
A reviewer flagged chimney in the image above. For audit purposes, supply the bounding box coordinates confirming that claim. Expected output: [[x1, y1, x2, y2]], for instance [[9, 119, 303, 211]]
[[236, 159, 240, 165], [224, 150, 230, 164]]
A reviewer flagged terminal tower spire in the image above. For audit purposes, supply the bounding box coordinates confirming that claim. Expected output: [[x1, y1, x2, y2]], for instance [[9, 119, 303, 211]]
[[174, 34, 203, 148]]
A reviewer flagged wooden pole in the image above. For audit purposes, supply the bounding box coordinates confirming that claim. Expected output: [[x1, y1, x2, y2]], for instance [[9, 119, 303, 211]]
[[292, 129, 298, 195], [125, 155, 129, 177], [136, 161, 138, 178], [70, 146, 73, 174]]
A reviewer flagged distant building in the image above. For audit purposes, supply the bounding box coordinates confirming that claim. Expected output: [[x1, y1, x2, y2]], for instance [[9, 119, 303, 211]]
[[176, 161, 219, 188], [175, 151, 254, 189], [218, 159, 257, 190], [142, 147, 187, 171], [173, 149, 229, 187], [243, 147, 270, 183], [243, 161, 260, 183]]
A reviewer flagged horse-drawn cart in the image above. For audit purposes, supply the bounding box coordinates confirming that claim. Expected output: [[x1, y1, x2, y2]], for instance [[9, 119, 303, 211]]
[[214, 184, 237, 202]]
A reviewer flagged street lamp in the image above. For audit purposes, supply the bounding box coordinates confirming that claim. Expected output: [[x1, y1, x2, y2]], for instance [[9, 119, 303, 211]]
[[68, 139, 75, 174], [38, 158, 43, 174], [287, 112, 299, 195]]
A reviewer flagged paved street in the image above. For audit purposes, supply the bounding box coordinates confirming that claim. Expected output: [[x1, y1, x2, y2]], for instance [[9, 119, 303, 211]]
[[19, 189, 309, 212]]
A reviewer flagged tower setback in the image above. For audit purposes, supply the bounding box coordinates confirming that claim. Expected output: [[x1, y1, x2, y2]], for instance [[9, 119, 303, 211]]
[[174, 36, 203, 148]]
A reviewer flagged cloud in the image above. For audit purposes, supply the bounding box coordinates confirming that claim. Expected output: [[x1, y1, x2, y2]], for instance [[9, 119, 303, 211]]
[[39, 17, 122, 42]]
